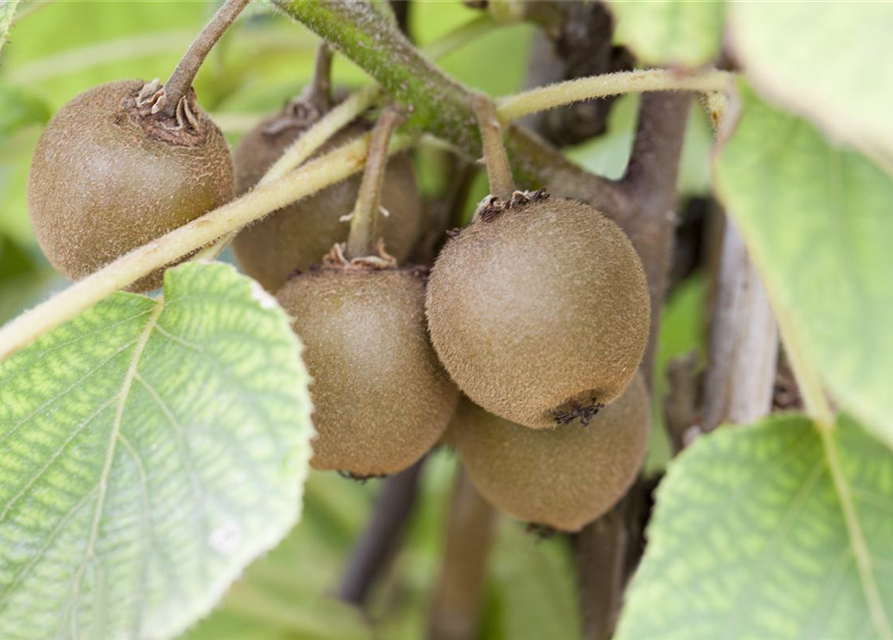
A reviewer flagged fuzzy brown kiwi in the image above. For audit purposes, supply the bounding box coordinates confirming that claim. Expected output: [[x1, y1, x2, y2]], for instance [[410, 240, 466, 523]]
[[425, 191, 650, 429], [450, 372, 650, 532], [231, 101, 422, 292], [277, 262, 459, 476], [27, 80, 234, 292]]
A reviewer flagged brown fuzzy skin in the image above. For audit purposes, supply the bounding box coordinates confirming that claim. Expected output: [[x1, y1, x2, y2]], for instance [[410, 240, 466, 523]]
[[28, 80, 234, 292], [232, 110, 421, 292], [451, 373, 650, 532], [426, 197, 650, 429], [277, 266, 459, 476]]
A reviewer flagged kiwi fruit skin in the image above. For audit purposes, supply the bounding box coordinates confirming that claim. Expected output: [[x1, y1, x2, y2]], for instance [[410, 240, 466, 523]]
[[277, 266, 459, 476], [233, 111, 422, 292], [426, 195, 650, 429], [27, 80, 235, 292], [450, 373, 650, 532]]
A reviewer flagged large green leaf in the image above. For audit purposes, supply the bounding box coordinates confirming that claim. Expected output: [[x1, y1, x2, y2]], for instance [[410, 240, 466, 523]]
[[606, 0, 724, 68], [616, 415, 893, 639], [0, 262, 314, 640], [729, 3, 893, 163], [714, 84, 893, 447]]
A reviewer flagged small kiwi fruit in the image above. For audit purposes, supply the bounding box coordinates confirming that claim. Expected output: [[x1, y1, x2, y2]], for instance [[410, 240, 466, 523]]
[[28, 80, 234, 292], [232, 98, 421, 293], [426, 191, 650, 429], [450, 372, 650, 532], [277, 258, 459, 476]]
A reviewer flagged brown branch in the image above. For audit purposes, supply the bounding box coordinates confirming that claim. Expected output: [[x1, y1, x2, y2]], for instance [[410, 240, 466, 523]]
[[575, 91, 692, 640], [701, 214, 778, 432], [428, 466, 498, 640], [337, 458, 426, 606]]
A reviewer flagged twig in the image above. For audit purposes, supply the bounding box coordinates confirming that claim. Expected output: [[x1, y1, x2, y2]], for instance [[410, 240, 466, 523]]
[[428, 466, 497, 640], [346, 107, 403, 258], [473, 94, 515, 201], [162, 0, 251, 116], [701, 215, 778, 433], [338, 458, 426, 606]]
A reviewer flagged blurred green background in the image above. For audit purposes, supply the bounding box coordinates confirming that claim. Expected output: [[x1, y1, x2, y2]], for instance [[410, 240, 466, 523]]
[[0, 2, 712, 637]]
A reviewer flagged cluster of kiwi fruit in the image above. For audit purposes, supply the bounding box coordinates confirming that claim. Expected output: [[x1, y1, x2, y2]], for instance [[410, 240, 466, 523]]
[[26, 6, 652, 532]]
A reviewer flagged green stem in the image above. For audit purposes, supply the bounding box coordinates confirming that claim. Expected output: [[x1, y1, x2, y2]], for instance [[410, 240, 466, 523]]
[[346, 108, 402, 258], [273, 0, 621, 211]]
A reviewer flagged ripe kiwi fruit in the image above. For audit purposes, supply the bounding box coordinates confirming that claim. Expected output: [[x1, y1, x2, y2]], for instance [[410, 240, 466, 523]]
[[277, 261, 459, 476], [426, 191, 650, 429], [232, 97, 422, 293], [450, 372, 650, 532], [27, 80, 234, 292]]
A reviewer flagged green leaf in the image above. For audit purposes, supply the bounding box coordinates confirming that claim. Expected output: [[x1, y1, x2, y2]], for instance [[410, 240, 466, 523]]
[[0, 0, 20, 59], [714, 84, 893, 447], [0, 262, 314, 640], [728, 3, 893, 162], [606, 0, 724, 68], [616, 415, 893, 640]]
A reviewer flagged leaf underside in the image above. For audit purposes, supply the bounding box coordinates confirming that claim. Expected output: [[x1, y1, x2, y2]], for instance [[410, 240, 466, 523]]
[[0, 262, 314, 640]]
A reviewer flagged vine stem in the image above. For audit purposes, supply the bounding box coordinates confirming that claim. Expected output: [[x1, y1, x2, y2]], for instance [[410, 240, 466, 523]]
[[346, 107, 402, 258], [473, 94, 515, 201], [0, 134, 412, 361], [496, 68, 733, 123], [161, 0, 251, 117], [196, 84, 382, 261]]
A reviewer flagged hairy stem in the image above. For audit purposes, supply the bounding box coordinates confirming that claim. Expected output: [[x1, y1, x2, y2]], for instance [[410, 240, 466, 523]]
[[346, 107, 402, 258], [498, 69, 732, 123], [0, 135, 413, 361], [196, 84, 382, 261], [162, 0, 250, 116], [273, 0, 620, 203], [338, 458, 426, 606], [428, 466, 497, 640], [473, 94, 515, 201]]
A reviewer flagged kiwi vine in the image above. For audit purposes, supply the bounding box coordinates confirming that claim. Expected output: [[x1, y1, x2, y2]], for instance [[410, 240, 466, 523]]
[[1, 2, 796, 640]]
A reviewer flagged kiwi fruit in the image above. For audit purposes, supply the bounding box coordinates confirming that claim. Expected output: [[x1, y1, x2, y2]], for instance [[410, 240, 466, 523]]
[[425, 191, 650, 429], [232, 100, 422, 292], [28, 80, 235, 292], [277, 261, 459, 476], [450, 372, 650, 532]]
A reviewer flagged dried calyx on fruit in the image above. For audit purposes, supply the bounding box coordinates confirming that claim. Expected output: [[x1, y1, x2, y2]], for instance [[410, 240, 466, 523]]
[[276, 109, 458, 478], [425, 94, 650, 429], [27, 0, 246, 292], [233, 44, 421, 292], [450, 373, 651, 532]]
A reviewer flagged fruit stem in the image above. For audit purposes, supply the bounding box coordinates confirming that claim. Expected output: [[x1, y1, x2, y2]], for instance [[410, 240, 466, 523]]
[[162, 0, 251, 117], [473, 93, 515, 202], [307, 41, 334, 112], [346, 107, 403, 259], [496, 69, 734, 123]]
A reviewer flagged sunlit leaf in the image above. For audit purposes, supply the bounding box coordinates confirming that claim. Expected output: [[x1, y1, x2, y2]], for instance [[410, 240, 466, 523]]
[[729, 2, 893, 163], [617, 414, 893, 639], [0, 262, 314, 640]]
